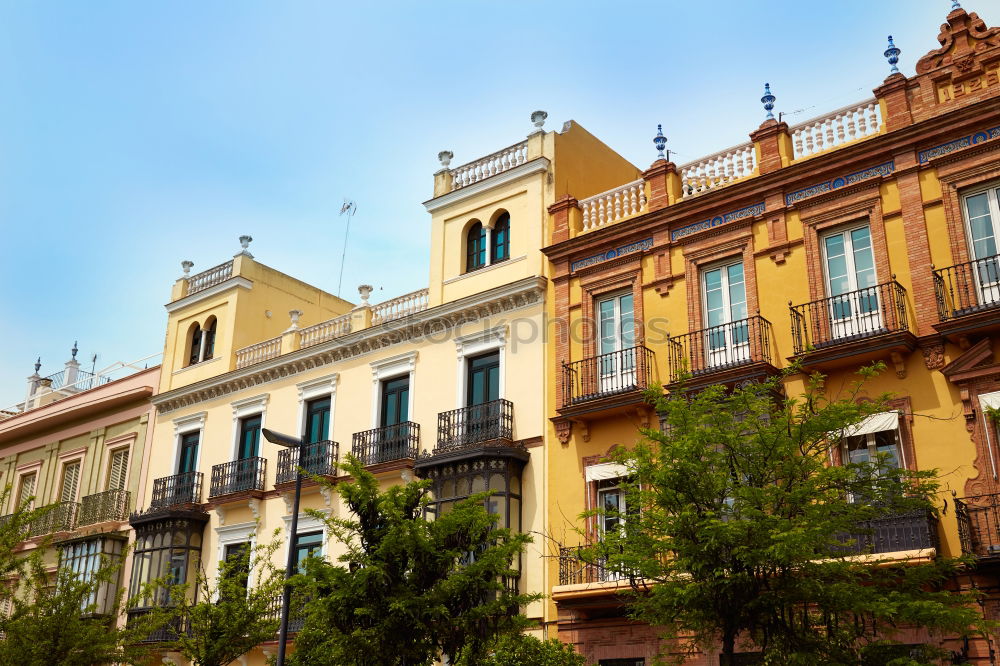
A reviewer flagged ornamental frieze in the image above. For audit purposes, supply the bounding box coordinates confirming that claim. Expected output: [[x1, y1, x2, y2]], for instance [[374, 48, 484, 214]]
[[669, 202, 766, 242], [785, 160, 895, 206], [918, 124, 1000, 164], [570, 237, 654, 273]]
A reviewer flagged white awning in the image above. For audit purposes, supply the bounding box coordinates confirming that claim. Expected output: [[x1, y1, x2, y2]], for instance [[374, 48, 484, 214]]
[[844, 411, 900, 437], [584, 462, 630, 482], [980, 390, 1000, 411]]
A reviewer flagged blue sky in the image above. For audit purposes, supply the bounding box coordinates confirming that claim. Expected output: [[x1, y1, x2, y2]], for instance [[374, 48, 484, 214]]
[[0, 0, 991, 407]]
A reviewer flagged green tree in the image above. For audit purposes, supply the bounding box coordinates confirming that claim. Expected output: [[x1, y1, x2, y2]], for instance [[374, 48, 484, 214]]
[[288, 456, 539, 666], [587, 367, 985, 665], [477, 633, 586, 666], [164, 532, 284, 666]]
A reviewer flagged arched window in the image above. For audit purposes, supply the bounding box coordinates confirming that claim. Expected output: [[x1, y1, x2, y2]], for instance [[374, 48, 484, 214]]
[[466, 222, 486, 272], [188, 324, 202, 366], [491, 213, 510, 264], [203, 318, 217, 361]]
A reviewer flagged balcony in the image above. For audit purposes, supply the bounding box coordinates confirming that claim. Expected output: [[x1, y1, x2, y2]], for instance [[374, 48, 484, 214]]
[[28, 501, 79, 537], [265, 592, 307, 633], [834, 509, 939, 556], [276, 441, 339, 485], [77, 489, 130, 526], [130, 472, 206, 525], [933, 254, 1000, 341], [956, 493, 1000, 559], [559, 346, 655, 418], [435, 399, 514, 453], [127, 609, 191, 643], [351, 423, 419, 467], [209, 458, 267, 500], [558, 545, 633, 586], [666, 315, 778, 390], [789, 281, 916, 372]]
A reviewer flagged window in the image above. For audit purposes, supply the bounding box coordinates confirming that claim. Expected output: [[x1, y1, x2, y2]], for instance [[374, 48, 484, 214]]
[[466, 222, 487, 272], [222, 542, 250, 593], [304, 397, 331, 444], [491, 213, 510, 264], [202, 318, 217, 361], [107, 449, 129, 491], [822, 225, 880, 338], [598, 478, 627, 535], [60, 461, 81, 504], [188, 323, 202, 366], [58, 536, 125, 615], [16, 473, 37, 510], [292, 532, 323, 573], [702, 262, 749, 367], [597, 292, 636, 392], [962, 185, 1000, 307], [844, 430, 901, 469], [467, 352, 500, 406], [129, 522, 203, 610], [237, 414, 262, 460], [178, 432, 200, 475], [380, 377, 410, 428]]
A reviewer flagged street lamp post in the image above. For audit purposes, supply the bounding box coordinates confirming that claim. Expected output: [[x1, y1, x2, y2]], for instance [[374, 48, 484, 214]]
[[262, 427, 305, 666]]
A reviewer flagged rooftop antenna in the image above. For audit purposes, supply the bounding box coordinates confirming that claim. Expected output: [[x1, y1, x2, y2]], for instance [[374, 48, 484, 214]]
[[337, 200, 357, 298]]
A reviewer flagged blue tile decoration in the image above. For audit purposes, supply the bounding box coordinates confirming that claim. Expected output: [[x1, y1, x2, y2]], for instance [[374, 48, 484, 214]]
[[918, 124, 1000, 164], [785, 160, 895, 205], [670, 202, 766, 242], [571, 237, 655, 273]]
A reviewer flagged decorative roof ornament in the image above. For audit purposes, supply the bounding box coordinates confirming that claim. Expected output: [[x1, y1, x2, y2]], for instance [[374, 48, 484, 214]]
[[952, 0, 961, 10], [884, 35, 902, 74], [34, 358, 41, 373], [358, 284, 373, 306], [653, 124, 668, 160], [761, 83, 776, 120], [181, 260, 193, 277], [530, 110, 548, 131], [437, 151, 453, 169], [71, 341, 78, 360], [237, 235, 254, 258]]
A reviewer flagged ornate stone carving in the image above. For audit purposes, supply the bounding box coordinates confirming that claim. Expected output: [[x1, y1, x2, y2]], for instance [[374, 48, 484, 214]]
[[916, 10, 1000, 74], [921, 339, 946, 370], [554, 419, 572, 445]]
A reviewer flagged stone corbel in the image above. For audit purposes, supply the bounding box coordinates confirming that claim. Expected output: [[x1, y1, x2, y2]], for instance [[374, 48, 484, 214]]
[[572, 418, 591, 442], [889, 351, 908, 379], [280, 492, 294, 515], [248, 498, 262, 521], [320, 486, 335, 509], [214, 506, 227, 526], [554, 419, 572, 445]]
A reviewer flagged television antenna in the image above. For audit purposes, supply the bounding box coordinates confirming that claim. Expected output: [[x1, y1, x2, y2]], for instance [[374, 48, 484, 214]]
[[337, 200, 357, 298]]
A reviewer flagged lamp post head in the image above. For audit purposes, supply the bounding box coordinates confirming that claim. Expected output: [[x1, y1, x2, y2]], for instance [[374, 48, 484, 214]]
[[262, 428, 304, 448]]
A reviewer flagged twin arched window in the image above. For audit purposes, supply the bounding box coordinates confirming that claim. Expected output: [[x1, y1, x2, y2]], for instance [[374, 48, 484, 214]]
[[465, 212, 511, 273], [187, 318, 217, 366]]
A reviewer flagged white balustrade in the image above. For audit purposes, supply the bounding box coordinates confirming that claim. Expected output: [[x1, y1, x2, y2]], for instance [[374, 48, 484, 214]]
[[299, 313, 353, 348], [187, 260, 234, 295], [678, 143, 757, 199], [371, 288, 430, 325], [791, 99, 881, 160], [578, 179, 648, 232], [235, 337, 281, 369], [449, 141, 528, 190]]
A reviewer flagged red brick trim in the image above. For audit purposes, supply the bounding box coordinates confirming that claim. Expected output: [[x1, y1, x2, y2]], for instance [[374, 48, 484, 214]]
[[934, 154, 1000, 268], [579, 267, 644, 361], [681, 230, 759, 333]]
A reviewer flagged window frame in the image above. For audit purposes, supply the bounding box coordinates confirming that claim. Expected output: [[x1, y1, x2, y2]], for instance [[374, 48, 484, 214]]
[[490, 212, 510, 264], [466, 221, 487, 272]]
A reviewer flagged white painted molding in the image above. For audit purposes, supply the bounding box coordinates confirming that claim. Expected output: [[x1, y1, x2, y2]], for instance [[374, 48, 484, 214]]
[[442, 255, 526, 285], [423, 158, 550, 213], [231, 394, 269, 419], [164, 276, 253, 313], [173, 411, 207, 435], [453, 325, 508, 408], [369, 351, 418, 428]]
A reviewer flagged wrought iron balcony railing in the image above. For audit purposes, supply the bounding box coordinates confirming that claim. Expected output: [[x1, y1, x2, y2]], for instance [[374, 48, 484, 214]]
[[435, 399, 514, 453], [956, 493, 1000, 558], [834, 509, 939, 556], [351, 422, 420, 466], [77, 488, 130, 526], [558, 545, 634, 586], [562, 345, 654, 406], [28, 501, 79, 537], [933, 253, 1000, 321], [126, 608, 192, 643], [209, 458, 267, 498], [276, 440, 339, 485], [666, 315, 774, 383], [265, 592, 307, 633], [149, 471, 203, 510], [790, 281, 909, 355]]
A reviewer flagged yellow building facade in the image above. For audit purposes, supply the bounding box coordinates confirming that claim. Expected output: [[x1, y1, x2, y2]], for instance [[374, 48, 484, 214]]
[[543, 5, 1000, 663], [131, 117, 636, 663]]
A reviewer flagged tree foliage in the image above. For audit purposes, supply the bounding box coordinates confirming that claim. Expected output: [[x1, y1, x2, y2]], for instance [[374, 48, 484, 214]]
[[477, 633, 586, 666], [588, 366, 986, 665], [164, 532, 284, 666], [288, 456, 539, 666]]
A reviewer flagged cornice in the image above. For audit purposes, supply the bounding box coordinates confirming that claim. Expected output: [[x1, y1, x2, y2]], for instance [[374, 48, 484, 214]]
[[164, 277, 253, 313], [423, 158, 550, 213], [153, 276, 547, 414]]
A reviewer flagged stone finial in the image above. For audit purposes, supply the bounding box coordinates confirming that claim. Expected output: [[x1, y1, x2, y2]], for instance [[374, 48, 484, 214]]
[[653, 124, 668, 160], [438, 151, 454, 168], [288, 309, 303, 330], [181, 260, 194, 277], [761, 83, 776, 120], [237, 235, 254, 258], [71, 341, 78, 360], [530, 110, 548, 131], [884, 35, 901, 74], [358, 284, 373, 306], [34, 357, 41, 374], [952, 0, 961, 9]]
